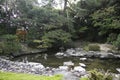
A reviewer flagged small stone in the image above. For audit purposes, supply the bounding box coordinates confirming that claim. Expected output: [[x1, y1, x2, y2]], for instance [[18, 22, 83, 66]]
[[74, 66, 86, 72], [80, 58, 87, 61], [55, 52, 64, 56], [59, 66, 69, 70], [79, 63, 86, 67], [63, 61, 74, 66]]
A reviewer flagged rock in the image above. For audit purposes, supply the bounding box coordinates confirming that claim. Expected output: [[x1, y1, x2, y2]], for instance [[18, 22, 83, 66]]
[[80, 58, 87, 61], [66, 48, 76, 55], [79, 63, 86, 67], [63, 72, 79, 80], [116, 68, 120, 73], [33, 64, 44, 69], [28, 62, 44, 69], [55, 52, 64, 56], [59, 66, 69, 70], [63, 61, 74, 66], [99, 52, 114, 59], [114, 55, 120, 59], [99, 44, 115, 52], [75, 48, 83, 51], [74, 66, 86, 72], [113, 74, 120, 80]]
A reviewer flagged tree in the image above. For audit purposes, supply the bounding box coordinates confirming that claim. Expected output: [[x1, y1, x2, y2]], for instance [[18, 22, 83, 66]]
[[91, 0, 120, 42], [26, 7, 74, 48]]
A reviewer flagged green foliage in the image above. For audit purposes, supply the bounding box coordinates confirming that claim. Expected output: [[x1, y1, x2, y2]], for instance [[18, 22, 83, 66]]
[[107, 33, 117, 44], [0, 0, 120, 50], [27, 40, 47, 49], [80, 69, 112, 80], [79, 27, 88, 33], [0, 71, 62, 80], [89, 69, 112, 80], [87, 44, 100, 51], [0, 35, 21, 54], [42, 30, 72, 48], [26, 8, 74, 48], [0, 42, 4, 54], [26, 27, 40, 40], [91, 5, 120, 36], [113, 34, 120, 50], [80, 77, 90, 80], [2, 35, 17, 41]]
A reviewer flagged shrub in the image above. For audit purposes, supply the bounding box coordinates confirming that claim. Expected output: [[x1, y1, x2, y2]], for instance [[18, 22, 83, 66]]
[[113, 34, 120, 50], [42, 30, 72, 48], [0, 42, 4, 54], [107, 33, 117, 44], [1, 35, 21, 54], [87, 44, 100, 51], [83, 46, 89, 51], [27, 40, 48, 49], [89, 69, 112, 80]]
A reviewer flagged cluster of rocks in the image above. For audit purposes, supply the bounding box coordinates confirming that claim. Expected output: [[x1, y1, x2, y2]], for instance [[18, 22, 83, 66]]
[[0, 57, 120, 80], [55, 48, 120, 59], [0, 57, 87, 80], [0, 58, 46, 75]]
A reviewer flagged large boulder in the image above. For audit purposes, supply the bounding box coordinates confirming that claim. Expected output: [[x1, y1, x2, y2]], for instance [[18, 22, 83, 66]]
[[99, 44, 116, 52], [116, 68, 120, 73]]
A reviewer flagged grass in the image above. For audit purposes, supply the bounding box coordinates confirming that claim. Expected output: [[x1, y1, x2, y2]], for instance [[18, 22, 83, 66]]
[[0, 71, 62, 80], [80, 77, 89, 80]]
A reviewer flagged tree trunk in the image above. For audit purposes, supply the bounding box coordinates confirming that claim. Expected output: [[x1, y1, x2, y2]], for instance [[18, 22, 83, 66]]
[[63, 0, 68, 12]]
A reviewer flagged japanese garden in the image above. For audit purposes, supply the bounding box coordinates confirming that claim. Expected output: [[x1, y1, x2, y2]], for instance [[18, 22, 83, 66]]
[[0, 0, 120, 80]]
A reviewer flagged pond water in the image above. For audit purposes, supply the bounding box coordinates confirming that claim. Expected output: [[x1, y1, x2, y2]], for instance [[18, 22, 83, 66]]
[[12, 53, 120, 73]]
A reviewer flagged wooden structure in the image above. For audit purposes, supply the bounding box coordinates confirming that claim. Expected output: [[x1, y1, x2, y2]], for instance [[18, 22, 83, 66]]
[[16, 27, 27, 42]]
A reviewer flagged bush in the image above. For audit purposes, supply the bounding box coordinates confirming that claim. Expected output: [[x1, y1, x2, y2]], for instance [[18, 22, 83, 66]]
[[107, 33, 117, 44], [113, 34, 120, 50], [0, 42, 4, 54], [86, 44, 100, 51], [27, 40, 48, 49], [1, 35, 21, 54], [89, 69, 112, 80], [42, 30, 72, 48]]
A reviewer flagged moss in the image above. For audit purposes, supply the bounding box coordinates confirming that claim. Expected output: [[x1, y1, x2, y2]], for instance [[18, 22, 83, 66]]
[[88, 44, 100, 51], [0, 71, 62, 80]]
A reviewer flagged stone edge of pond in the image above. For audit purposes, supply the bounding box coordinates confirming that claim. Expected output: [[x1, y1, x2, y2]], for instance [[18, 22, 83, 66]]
[[0, 57, 120, 80], [55, 48, 120, 59], [0, 57, 87, 78], [9, 48, 47, 58]]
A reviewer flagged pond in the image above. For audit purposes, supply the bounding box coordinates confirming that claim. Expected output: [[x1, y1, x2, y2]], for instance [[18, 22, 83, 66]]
[[12, 52, 120, 73]]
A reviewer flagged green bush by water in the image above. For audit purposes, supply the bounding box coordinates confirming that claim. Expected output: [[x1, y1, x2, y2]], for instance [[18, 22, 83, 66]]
[[0, 35, 21, 54], [80, 69, 112, 80], [0, 71, 62, 80], [84, 44, 100, 51], [113, 34, 120, 50]]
